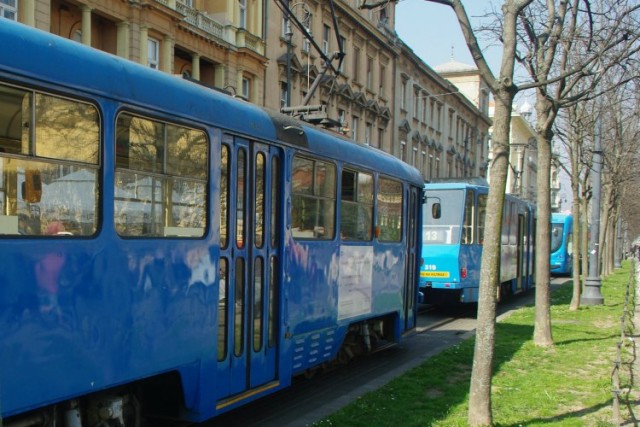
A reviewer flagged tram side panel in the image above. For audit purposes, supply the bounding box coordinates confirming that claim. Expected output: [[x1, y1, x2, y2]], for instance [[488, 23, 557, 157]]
[[0, 20, 425, 426], [284, 156, 413, 374]]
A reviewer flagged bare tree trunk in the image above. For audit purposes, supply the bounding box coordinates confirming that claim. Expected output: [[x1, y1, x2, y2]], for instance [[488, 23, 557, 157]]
[[533, 130, 553, 346], [469, 93, 513, 427], [460, 0, 532, 422], [599, 185, 612, 275], [603, 207, 613, 275]]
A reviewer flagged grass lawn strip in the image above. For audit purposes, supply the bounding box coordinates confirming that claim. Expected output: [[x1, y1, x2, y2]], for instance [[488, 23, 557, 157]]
[[316, 260, 636, 427]]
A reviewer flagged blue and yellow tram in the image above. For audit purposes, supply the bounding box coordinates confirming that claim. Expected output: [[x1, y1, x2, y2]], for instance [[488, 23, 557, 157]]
[[419, 180, 535, 305], [0, 21, 423, 426], [550, 213, 573, 275]]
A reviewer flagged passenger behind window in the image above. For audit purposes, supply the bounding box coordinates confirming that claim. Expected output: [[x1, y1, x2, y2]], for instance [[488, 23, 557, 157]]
[[45, 221, 73, 236]]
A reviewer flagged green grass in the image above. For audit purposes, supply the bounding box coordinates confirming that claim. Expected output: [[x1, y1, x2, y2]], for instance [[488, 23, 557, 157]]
[[315, 261, 638, 426]]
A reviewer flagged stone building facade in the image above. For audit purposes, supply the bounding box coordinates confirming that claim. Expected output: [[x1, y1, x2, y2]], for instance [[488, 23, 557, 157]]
[[397, 50, 491, 181], [8, 0, 491, 182]]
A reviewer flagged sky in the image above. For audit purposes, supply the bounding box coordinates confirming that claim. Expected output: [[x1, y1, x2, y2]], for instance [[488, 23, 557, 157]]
[[395, 0, 502, 75]]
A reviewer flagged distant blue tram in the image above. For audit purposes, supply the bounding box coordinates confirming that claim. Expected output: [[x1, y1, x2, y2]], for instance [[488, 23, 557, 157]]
[[550, 213, 573, 275], [0, 21, 424, 426], [419, 180, 536, 305]]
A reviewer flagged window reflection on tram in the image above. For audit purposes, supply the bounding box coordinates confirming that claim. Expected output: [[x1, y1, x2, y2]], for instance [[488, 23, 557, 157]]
[[0, 83, 99, 237]]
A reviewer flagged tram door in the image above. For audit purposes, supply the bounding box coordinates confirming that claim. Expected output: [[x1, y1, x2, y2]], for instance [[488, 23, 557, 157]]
[[217, 137, 281, 402], [404, 187, 420, 331], [515, 213, 525, 292]]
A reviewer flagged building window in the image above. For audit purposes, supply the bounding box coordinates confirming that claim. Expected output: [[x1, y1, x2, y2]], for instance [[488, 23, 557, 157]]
[[430, 100, 435, 126], [242, 77, 251, 100], [280, 82, 288, 109], [400, 140, 406, 162], [414, 90, 420, 118], [366, 57, 373, 90], [351, 116, 359, 141], [379, 65, 385, 97], [0, 0, 17, 20], [401, 80, 407, 111], [338, 36, 346, 72], [379, 6, 388, 26], [365, 123, 372, 145], [352, 47, 360, 82], [422, 150, 427, 178], [422, 97, 427, 122], [147, 38, 159, 70], [239, 0, 247, 29], [412, 146, 418, 167], [322, 24, 330, 54], [378, 127, 384, 149], [449, 111, 455, 134], [179, 0, 194, 6], [429, 154, 434, 180], [282, 13, 289, 38], [338, 109, 346, 128]]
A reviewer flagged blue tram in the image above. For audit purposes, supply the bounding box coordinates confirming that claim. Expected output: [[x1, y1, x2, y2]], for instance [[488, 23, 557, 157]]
[[550, 213, 573, 275], [0, 21, 423, 426], [419, 180, 536, 305]]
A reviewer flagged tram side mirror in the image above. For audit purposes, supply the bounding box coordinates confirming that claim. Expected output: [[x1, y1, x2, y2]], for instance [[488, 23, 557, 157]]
[[22, 169, 42, 203], [432, 203, 441, 219]]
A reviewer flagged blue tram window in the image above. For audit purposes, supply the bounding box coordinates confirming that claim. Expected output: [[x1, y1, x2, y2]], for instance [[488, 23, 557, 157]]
[[340, 169, 373, 241], [218, 258, 229, 361], [234, 257, 245, 357], [376, 177, 403, 242], [270, 157, 279, 248], [221, 144, 230, 248], [236, 148, 246, 248], [253, 257, 264, 352], [461, 190, 474, 244], [291, 156, 336, 239], [255, 153, 265, 248], [0, 83, 100, 237], [477, 194, 488, 244], [268, 256, 278, 348], [114, 113, 208, 238]]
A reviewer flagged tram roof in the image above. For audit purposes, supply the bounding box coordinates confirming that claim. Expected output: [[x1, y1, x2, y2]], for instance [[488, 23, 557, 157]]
[[425, 178, 490, 191]]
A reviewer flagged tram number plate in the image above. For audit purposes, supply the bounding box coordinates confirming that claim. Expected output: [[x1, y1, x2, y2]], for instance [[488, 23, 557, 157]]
[[421, 271, 450, 278]]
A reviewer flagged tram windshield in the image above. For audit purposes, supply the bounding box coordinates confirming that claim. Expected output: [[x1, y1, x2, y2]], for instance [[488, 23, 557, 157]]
[[551, 223, 564, 252], [422, 189, 463, 245]]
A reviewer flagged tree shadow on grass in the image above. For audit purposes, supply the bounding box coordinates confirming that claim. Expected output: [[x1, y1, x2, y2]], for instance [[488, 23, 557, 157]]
[[554, 332, 619, 347], [496, 400, 612, 427]]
